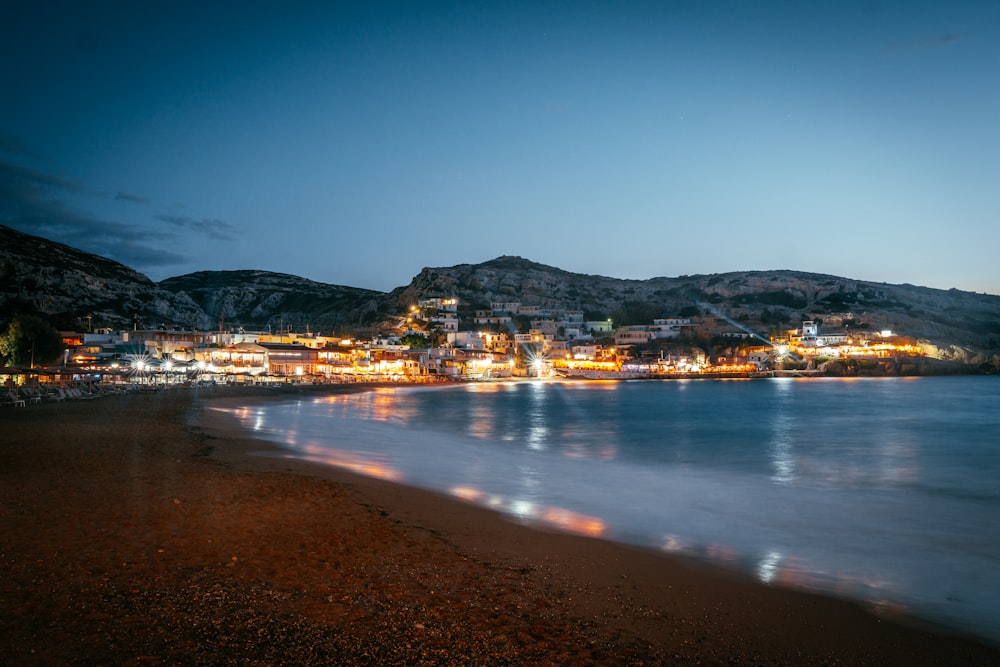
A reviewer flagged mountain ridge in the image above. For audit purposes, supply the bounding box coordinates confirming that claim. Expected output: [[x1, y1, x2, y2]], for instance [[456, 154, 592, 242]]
[[2, 225, 998, 365]]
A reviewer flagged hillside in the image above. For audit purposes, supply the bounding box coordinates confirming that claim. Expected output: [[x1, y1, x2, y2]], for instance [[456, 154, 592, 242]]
[[0, 225, 387, 332], [3, 226, 999, 365], [0, 225, 204, 330], [158, 270, 389, 332], [392, 256, 1000, 364]]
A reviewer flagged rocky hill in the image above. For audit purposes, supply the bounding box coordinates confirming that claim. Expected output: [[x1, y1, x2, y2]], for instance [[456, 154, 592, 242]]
[[392, 256, 1000, 365], [158, 270, 388, 332], [0, 225, 204, 330], [3, 226, 999, 366], [0, 225, 388, 332]]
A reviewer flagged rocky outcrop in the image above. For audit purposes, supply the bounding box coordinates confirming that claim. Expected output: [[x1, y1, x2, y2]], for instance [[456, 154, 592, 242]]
[[0, 225, 204, 330], [158, 270, 389, 333]]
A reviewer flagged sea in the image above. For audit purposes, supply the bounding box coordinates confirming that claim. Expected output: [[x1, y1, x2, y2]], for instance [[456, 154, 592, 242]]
[[221, 375, 1000, 644]]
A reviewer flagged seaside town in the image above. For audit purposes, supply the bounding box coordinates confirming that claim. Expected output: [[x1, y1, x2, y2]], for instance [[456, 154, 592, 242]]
[[2, 295, 931, 402]]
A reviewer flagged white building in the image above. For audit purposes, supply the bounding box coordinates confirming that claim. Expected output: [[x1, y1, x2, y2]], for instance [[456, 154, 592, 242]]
[[584, 320, 615, 335], [650, 318, 693, 339], [447, 331, 486, 349], [490, 301, 521, 314], [429, 315, 459, 333]]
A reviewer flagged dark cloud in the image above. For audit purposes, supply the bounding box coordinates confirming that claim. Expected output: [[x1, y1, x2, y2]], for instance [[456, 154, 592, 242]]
[[97, 237, 189, 267], [5, 202, 187, 268], [0, 160, 78, 195], [0, 158, 188, 268], [893, 33, 963, 51], [115, 191, 152, 204], [155, 213, 237, 241], [0, 136, 38, 158]]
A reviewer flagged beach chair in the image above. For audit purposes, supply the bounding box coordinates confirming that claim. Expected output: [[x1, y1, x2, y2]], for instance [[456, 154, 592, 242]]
[[19, 387, 42, 404], [6, 391, 26, 407]]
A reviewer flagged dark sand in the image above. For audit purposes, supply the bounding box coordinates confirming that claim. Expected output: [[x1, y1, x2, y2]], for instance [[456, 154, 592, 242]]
[[2, 385, 998, 665]]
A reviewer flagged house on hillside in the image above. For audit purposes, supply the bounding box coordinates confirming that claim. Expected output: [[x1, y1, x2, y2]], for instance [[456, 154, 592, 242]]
[[614, 326, 653, 346], [419, 297, 458, 313], [584, 320, 614, 335], [650, 318, 694, 338]]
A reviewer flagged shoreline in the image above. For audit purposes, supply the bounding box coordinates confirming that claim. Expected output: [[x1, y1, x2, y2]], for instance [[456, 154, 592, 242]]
[[3, 385, 998, 664]]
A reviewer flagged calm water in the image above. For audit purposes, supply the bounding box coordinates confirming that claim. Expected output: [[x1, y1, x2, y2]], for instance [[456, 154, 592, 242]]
[[223, 376, 1000, 643]]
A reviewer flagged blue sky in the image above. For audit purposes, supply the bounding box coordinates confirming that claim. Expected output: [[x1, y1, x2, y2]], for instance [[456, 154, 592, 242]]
[[2, 1, 998, 294]]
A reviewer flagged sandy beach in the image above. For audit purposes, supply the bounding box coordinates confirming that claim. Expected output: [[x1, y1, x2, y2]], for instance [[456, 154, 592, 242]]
[[2, 385, 998, 665]]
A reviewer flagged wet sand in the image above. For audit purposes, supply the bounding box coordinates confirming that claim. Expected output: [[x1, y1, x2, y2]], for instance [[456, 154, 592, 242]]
[[2, 384, 998, 665]]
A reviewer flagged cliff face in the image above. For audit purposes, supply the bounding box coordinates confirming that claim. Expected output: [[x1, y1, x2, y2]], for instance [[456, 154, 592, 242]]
[[158, 270, 389, 332], [0, 225, 204, 330], [3, 226, 999, 365]]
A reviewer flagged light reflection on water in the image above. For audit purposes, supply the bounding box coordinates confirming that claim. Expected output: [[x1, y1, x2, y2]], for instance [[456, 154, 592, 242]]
[[769, 378, 796, 485], [526, 381, 549, 450], [221, 376, 1000, 644], [296, 442, 403, 481]]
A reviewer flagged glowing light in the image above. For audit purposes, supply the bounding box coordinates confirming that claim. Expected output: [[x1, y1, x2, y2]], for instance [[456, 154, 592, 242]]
[[757, 551, 783, 583], [661, 535, 688, 554], [540, 507, 606, 537], [123, 353, 153, 377], [510, 499, 537, 519], [299, 445, 402, 481], [450, 486, 484, 502]]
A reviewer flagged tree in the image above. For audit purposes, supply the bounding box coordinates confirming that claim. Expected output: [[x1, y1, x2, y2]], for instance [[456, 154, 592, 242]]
[[400, 333, 430, 349], [611, 301, 661, 326], [678, 305, 701, 318], [0, 315, 65, 367], [513, 315, 532, 334]]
